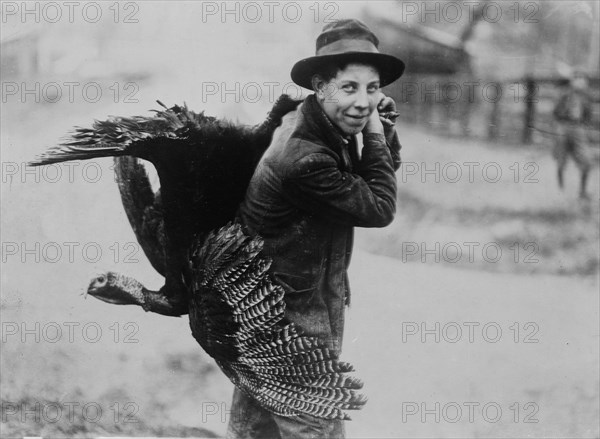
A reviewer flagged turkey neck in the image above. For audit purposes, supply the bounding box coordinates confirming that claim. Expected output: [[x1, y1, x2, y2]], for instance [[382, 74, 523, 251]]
[[118, 273, 187, 317]]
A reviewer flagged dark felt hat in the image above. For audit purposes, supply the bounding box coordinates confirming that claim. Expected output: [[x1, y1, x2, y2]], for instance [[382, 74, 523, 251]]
[[291, 19, 405, 90]]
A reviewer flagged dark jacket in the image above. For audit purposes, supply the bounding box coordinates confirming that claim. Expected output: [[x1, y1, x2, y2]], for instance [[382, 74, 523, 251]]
[[238, 93, 401, 356], [553, 88, 592, 125]]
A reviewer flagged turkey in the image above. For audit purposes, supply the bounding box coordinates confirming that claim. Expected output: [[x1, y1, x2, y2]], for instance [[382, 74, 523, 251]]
[[32, 96, 303, 315], [29, 95, 368, 420]]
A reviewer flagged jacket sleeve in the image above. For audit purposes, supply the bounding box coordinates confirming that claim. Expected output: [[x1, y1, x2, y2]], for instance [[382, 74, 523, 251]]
[[282, 133, 397, 228], [385, 127, 402, 171]]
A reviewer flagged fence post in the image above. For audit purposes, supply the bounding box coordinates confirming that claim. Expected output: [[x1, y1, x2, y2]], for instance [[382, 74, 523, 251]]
[[488, 97, 500, 140], [522, 76, 536, 143]]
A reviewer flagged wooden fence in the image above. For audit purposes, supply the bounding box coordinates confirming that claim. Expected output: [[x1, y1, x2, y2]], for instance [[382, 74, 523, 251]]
[[386, 75, 600, 147]]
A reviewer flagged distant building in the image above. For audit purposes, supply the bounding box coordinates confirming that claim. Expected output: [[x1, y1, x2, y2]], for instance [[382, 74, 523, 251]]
[[365, 14, 472, 76], [1, 28, 41, 79]]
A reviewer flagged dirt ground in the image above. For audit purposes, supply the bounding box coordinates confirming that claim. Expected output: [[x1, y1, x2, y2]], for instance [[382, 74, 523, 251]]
[[1, 82, 598, 438], [2, 7, 599, 435]]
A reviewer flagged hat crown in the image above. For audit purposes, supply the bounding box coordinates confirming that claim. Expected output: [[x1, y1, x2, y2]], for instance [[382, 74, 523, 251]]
[[290, 18, 405, 90], [316, 19, 379, 54]]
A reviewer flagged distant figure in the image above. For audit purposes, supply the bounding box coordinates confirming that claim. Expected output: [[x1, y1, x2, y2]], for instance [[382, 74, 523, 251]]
[[552, 70, 594, 199]]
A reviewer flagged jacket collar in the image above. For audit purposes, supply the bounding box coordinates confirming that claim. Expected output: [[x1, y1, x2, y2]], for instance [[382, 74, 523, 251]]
[[297, 93, 352, 153]]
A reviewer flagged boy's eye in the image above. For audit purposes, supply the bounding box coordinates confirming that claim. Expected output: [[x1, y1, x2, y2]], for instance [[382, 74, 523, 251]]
[[342, 84, 356, 91]]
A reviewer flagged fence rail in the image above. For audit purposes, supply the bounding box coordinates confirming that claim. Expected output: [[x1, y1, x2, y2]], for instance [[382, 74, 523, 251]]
[[387, 76, 600, 147]]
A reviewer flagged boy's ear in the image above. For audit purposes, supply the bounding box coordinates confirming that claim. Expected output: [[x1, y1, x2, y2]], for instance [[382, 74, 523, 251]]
[[312, 75, 325, 96]]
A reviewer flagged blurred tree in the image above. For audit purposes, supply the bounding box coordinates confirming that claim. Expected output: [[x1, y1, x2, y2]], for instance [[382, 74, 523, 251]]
[[389, 0, 598, 79]]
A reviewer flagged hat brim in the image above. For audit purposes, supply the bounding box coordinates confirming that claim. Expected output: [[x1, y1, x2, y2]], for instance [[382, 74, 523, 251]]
[[291, 52, 405, 90]]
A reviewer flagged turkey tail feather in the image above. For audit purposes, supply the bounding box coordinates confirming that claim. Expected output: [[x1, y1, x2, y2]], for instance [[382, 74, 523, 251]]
[[190, 222, 367, 420], [29, 143, 127, 166], [28, 101, 212, 166]]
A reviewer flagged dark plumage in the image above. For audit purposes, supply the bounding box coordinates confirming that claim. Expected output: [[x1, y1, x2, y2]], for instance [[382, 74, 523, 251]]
[[31, 95, 367, 420], [32, 96, 303, 312], [113, 156, 166, 275], [190, 223, 366, 419]]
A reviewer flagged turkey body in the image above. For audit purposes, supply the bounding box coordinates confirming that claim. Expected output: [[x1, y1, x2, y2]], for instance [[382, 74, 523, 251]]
[[30, 95, 367, 420], [33, 97, 303, 310]]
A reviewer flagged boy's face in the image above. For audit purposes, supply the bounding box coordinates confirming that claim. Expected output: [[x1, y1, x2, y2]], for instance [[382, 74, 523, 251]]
[[316, 63, 381, 135]]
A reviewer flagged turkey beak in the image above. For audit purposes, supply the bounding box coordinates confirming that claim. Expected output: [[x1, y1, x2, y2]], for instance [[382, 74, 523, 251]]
[[87, 287, 124, 305], [86, 281, 137, 306], [86, 279, 114, 303]]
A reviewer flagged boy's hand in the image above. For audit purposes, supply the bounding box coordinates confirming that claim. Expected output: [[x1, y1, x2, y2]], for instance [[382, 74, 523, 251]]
[[377, 94, 398, 128]]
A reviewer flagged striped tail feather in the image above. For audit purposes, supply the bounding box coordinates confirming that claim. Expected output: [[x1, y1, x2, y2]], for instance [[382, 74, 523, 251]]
[[190, 222, 367, 420]]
